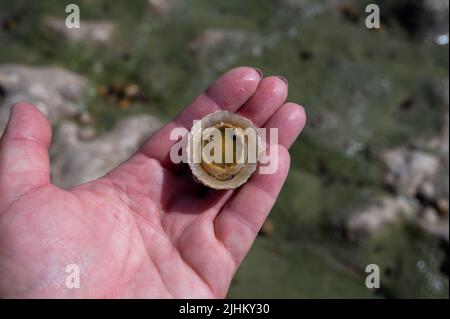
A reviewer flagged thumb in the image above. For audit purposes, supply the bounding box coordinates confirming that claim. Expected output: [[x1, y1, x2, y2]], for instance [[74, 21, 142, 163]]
[[0, 102, 52, 211]]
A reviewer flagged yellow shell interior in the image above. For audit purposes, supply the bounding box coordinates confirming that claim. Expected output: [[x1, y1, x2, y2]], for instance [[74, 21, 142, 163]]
[[201, 122, 246, 181]]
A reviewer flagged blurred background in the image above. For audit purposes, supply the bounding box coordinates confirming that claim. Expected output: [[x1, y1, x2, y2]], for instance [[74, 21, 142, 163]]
[[0, 0, 448, 298]]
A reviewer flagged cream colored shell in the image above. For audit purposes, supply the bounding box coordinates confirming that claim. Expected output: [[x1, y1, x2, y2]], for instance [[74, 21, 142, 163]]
[[187, 111, 262, 190]]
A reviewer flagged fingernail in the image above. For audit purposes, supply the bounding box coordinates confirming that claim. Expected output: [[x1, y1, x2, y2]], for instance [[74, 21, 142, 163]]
[[253, 67, 263, 79], [278, 76, 288, 86]]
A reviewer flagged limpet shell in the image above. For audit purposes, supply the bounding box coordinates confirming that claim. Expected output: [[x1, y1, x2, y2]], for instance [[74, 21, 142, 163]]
[[187, 111, 262, 190]]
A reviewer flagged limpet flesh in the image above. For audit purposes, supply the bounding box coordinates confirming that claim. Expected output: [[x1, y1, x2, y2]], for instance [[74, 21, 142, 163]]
[[187, 111, 262, 190]]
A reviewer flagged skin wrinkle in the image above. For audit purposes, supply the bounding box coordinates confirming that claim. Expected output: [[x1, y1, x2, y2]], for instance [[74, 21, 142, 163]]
[[203, 89, 227, 113], [14, 227, 85, 297], [162, 190, 231, 248], [114, 225, 136, 297], [104, 177, 161, 228], [43, 228, 83, 251], [212, 217, 238, 273], [222, 204, 259, 239], [99, 223, 136, 298], [116, 202, 168, 297], [238, 77, 287, 126], [129, 212, 175, 293], [70, 183, 150, 298], [122, 152, 180, 212], [89, 211, 129, 296], [173, 215, 234, 298], [132, 203, 212, 298], [2, 135, 50, 150], [107, 173, 217, 298], [0, 169, 49, 205], [102, 177, 186, 298], [0, 183, 51, 217], [83, 184, 154, 299], [113, 155, 166, 209], [177, 243, 216, 298], [36, 192, 110, 296]]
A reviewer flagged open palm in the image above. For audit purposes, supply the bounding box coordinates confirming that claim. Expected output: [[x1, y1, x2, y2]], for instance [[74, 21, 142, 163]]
[[0, 67, 305, 298]]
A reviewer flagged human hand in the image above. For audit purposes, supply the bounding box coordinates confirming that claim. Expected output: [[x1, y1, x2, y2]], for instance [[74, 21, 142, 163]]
[[0, 67, 306, 298]]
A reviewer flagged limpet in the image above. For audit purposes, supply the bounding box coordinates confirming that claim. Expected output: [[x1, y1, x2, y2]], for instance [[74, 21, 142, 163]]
[[187, 111, 262, 190]]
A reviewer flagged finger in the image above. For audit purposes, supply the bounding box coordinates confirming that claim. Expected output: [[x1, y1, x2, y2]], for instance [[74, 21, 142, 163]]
[[214, 145, 290, 267], [138, 67, 261, 171], [263, 102, 306, 148], [237, 76, 288, 127], [0, 102, 52, 211], [213, 102, 306, 266]]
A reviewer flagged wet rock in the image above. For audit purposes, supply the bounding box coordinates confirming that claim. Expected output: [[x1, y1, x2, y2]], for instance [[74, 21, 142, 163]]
[[381, 148, 440, 197], [346, 197, 418, 237], [51, 115, 161, 189], [42, 17, 115, 44], [0, 64, 86, 131]]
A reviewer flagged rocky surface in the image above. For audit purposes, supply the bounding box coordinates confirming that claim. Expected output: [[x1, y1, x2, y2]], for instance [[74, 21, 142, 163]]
[[347, 197, 418, 237], [381, 148, 440, 197], [0, 64, 161, 189], [346, 78, 449, 243], [0, 64, 86, 129], [52, 115, 161, 188]]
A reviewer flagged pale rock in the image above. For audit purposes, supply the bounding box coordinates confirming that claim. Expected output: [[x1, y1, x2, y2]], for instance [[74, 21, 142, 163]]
[[0, 64, 86, 132], [346, 197, 418, 236], [437, 198, 449, 216], [42, 17, 115, 44], [423, 0, 449, 38], [381, 148, 440, 197], [188, 29, 247, 52], [51, 115, 161, 189], [420, 207, 440, 225]]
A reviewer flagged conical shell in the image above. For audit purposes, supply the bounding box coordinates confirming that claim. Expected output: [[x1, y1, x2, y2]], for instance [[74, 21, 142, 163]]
[[187, 111, 262, 190]]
